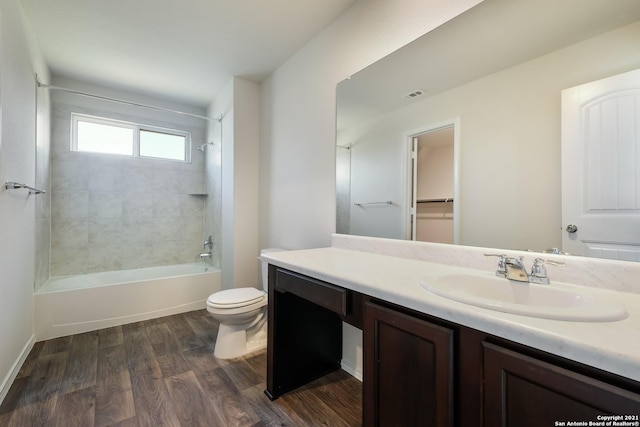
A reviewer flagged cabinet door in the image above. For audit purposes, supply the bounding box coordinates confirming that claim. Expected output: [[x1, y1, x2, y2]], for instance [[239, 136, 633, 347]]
[[483, 342, 640, 426], [364, 301, 454, 427]]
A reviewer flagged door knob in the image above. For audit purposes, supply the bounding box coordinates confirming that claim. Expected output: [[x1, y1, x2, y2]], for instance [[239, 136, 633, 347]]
[[566, 224, 578, 233]]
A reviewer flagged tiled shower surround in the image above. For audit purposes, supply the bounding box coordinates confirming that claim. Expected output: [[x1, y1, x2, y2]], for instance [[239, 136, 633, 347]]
[[50, 101, 208, 276], [335, 146, 351, 235]]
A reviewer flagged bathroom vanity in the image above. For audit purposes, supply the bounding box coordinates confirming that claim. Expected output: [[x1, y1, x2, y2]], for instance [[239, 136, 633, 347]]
[[262, 245, 640, 426]]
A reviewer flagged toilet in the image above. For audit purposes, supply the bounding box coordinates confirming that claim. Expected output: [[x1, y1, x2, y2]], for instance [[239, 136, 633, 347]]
[[206, 248, 283, 359]]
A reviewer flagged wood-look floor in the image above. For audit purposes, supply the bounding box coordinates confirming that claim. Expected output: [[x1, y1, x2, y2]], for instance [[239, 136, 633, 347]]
[[0, 309, 362, 426]]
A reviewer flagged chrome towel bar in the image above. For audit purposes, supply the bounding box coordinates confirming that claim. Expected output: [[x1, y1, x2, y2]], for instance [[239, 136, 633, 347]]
[[4, 181, 46, 194], [354, 200, 392, 206]]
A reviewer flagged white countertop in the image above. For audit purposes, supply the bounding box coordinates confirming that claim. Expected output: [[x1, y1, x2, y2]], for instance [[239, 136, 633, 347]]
[[262, 247, 640, 383]]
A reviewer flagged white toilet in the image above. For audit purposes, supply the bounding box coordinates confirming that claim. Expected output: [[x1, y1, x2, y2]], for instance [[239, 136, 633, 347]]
[[206, 248, 283, 359]]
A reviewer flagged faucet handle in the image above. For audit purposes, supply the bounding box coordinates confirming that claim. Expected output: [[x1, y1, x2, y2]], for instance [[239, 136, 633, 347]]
[[533, 257, 564, 268], [530, 258, 564, 284], [484, 253, 508, 277], [484, 253, 507, 259]]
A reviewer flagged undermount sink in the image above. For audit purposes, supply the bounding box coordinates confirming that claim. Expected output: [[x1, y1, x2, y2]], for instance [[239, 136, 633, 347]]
[[418, 273, 628, 322]]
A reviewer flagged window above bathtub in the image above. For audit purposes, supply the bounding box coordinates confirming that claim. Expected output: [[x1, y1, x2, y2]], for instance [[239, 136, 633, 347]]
[[71, 113, 191, 162]]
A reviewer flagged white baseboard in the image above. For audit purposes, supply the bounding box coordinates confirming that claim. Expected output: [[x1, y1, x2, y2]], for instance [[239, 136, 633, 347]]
[[341, 358, 363, 381], [0, 335, 36, 406]]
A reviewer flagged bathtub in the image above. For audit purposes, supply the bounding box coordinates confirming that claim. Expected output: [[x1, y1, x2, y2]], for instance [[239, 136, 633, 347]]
[[35, 263, 221, 340]]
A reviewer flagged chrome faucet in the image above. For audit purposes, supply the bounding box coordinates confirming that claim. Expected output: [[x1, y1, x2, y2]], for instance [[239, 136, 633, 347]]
[[198, 236, 214, 262], [529, 258, 564, 284], [485, 254, 563, 284], [504, 256, 529, 282], [204, 235, 213, 250]]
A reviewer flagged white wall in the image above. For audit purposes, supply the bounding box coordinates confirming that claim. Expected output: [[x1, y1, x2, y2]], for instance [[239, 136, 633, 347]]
[[209, 77, 261, 289], [232, 78, 260, 288], [259, 0, 483, 251], [0, 0, 49, 402]]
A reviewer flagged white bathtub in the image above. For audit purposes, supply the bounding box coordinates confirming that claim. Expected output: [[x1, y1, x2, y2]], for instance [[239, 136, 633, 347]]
[[35, 263, 221, 340]]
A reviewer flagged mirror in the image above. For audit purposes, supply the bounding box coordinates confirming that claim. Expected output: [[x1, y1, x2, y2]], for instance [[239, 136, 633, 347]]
[[336, 0, 640, 258]]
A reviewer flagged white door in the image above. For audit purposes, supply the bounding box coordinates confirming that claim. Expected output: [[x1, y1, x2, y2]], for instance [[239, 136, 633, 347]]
[[410, 137, 418, 240], [561, 69, 640, 261]]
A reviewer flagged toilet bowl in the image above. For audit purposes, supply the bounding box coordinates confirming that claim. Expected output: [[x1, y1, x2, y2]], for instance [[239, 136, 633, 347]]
[[206, 248, 284, 359]]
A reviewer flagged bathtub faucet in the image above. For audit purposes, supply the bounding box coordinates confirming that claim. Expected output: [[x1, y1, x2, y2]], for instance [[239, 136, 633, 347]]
[[204, 235, 213, 250], [199, 252, 211, 259]]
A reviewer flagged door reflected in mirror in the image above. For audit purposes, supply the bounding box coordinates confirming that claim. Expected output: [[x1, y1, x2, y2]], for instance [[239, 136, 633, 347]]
[[410, 123, 457, 244]]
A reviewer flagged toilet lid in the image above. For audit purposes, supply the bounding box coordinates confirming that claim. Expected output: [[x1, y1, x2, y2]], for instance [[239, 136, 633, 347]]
[[207, 288, 266, 309]]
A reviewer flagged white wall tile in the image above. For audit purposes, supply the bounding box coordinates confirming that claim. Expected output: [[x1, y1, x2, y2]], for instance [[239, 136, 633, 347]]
[[85, 245, 122, 272], [180, 195, 205, 218], [51, 247, 89, 276], [52, 159, 89, 190], [89, 192, 124, 218], [51, 218, 88, 248], [152, 194, 181, 218], [122, 167, 154, 193], [51, 190, 89, 218], [152, 168, 182, 193], [121, 218, 155, 245], [180, 170, 206, 194], [88, 218, 124, 246], [50, 99, 207, 275], [122, 192, 154, 217], [88, 163, 123, 192]]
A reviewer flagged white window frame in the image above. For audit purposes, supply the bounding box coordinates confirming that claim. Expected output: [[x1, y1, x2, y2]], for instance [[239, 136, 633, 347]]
[[71, 113, 192, 162]]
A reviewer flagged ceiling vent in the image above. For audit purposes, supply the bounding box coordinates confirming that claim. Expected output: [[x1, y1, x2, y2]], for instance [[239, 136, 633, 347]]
[[403, 89, 425, 99]]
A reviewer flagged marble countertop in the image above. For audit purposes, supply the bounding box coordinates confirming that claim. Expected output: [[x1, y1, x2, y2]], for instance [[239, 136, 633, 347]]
[[261, 247, 640, 383]]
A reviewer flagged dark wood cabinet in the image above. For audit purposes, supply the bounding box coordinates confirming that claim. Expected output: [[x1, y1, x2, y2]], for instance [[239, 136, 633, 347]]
[[483, 341, 640, 426], [265, 265, 640, 425], [363, 301, 454, 427]]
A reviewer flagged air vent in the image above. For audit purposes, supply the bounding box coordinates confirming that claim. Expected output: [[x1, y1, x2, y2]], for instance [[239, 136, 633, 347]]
[[403, 89, 425, 99]]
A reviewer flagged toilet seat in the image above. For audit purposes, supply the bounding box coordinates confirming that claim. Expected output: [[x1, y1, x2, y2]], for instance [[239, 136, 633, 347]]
[[207, 287, 266, 309]]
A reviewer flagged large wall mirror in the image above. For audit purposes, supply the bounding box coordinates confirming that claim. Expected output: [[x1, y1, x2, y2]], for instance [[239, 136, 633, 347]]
[[336, 0, 640, 261]]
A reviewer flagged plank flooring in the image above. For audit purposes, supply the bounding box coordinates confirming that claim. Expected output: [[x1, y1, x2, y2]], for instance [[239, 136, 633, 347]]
[[0, 309, 362, 426]]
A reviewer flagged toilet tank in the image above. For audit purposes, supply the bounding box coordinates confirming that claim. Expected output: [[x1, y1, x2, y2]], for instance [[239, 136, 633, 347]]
[[260, 248, 285, 292]]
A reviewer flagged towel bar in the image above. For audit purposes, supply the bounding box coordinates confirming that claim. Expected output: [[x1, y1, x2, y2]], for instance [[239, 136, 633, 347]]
[[4, 181, 46, 194]]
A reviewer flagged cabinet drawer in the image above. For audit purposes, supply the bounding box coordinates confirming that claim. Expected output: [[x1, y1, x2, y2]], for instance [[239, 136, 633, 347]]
[[275, 269, 348, 316]]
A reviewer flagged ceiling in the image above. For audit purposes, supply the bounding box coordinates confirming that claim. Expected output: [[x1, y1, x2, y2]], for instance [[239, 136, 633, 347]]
[[20, 0, 357, 108], [337, 0, 640, 132]]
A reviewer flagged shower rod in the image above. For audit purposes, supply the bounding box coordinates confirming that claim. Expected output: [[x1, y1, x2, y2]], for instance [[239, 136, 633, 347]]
[[36, 78, 222, 123]]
